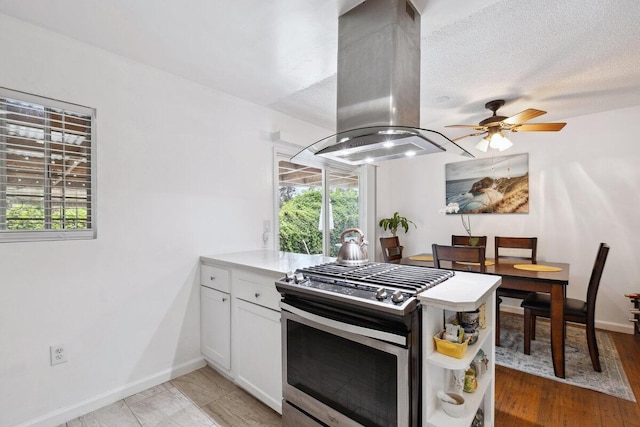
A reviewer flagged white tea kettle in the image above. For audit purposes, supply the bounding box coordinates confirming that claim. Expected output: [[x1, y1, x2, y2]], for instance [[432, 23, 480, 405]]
[[336, 228, 369, 266]]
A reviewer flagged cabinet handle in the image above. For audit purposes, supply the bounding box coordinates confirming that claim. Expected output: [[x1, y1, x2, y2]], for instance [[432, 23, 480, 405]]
[[222, 297, 227, 302], [255, 292, 261, 298], [210, 276, 215, 281]]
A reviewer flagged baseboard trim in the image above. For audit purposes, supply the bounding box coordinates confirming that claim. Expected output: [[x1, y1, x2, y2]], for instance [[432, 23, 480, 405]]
[[499, 301, 635, 335], [17, 356, 206, 427]]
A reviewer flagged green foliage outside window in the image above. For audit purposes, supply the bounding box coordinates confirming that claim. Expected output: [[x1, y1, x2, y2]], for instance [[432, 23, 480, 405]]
[[327, 188, 359, 257], [279, 188, 359, 256], [6, 204, 88, 230]]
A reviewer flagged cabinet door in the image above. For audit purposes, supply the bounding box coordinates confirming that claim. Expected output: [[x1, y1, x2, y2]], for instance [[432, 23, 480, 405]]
[[201, 286, 231, 370], [234, 298, 282, 414]]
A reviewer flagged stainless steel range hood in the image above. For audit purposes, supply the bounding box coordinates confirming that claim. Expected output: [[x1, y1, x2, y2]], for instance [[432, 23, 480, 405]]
[[292, 0, 472, 167]]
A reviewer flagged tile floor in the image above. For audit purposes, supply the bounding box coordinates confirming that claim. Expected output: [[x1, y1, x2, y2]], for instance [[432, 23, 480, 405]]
[[62, 365, 282, 426]]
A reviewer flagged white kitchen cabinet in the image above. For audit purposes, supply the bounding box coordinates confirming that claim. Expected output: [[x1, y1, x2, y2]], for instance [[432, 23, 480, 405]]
[[232, 269, 283, 414], [199, 251, 334, 415], [234, 298, 282, 412], [200, 285, 231, 371], [420, 286, 497, 427], [200, 264, 232, 372]]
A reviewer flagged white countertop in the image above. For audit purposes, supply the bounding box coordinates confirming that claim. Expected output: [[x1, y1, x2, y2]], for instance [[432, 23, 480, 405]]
[[201, 252, 500, 310], [200, 250, 335, 276], [417, 271, 502, 312]]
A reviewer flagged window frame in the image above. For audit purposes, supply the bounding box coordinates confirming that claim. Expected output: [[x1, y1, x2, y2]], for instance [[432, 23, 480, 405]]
[[274, 143, 372, 257], [0, 87, 97, 243]]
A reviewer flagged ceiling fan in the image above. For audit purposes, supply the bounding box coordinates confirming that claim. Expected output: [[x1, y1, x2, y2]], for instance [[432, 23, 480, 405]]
[[446, 99, 566, 152]]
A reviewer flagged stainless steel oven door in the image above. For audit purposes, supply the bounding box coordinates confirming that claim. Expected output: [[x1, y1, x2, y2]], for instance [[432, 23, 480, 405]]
[[281, 302, 410, 427]]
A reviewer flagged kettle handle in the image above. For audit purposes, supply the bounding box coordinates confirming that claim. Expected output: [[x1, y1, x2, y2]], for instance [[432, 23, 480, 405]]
[[340, 228, 364, 244]]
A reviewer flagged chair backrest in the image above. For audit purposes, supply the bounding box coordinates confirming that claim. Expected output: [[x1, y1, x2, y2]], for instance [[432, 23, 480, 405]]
[[452, 235, 488, 247], [380, 236, 403, 263], [586, 242, 610, 319], [432, 243, 486, 273], [494, 236, 538, 264]]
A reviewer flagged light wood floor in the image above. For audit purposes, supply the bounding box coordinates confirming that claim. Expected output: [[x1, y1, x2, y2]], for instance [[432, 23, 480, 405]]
[[62, 329, 640, 426], [62, 366, 282, 426]]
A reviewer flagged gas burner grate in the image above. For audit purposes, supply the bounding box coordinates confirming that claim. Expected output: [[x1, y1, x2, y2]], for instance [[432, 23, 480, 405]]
[[297, 262, 454, 293]]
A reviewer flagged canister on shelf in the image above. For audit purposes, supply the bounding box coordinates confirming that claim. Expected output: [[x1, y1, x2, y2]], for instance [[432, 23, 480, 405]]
[[451, 369, 465, 393], [471, 408, 484, 427], [472, 350, 488, 378], [463, 366, 478, 393], [458, 309, 480, 331]]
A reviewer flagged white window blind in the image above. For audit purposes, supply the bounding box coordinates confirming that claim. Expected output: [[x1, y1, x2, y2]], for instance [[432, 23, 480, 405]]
[[0, 87, 96, 242]]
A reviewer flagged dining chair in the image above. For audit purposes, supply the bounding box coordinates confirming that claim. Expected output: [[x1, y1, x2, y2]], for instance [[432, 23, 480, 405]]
[[380, 236, 404, 264], [452, 235, 488, 248], [494, 236, 538, 264], [494, 236, 539, 345], [521, 242, 610, 372], [432, 244, 486, 273], [495, 236, 538, 301]]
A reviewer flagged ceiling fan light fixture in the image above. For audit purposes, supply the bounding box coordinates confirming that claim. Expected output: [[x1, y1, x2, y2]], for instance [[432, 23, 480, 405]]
[[487, 131, 513, 151], [475, 137, 489, 152], [447, 99, 565, 153], [498, 136, 513, 151], [489, 131, 504, 148]]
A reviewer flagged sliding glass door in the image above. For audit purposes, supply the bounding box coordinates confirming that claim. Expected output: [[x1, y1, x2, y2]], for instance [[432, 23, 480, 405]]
[[277, 153, 360, 257]]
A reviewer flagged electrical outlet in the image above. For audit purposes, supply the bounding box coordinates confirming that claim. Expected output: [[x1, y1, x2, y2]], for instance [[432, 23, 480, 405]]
[[50, 345, 67, 366]]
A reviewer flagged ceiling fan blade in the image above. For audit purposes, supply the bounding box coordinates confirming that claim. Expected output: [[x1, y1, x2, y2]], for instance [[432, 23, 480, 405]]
[[445, 124, 486, 130], [503, 108, 546, 125], [452, 132, 486, 142], [512, 122, 566, 132]]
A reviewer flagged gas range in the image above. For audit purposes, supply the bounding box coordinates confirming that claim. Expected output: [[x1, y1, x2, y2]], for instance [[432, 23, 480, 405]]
[[276, 262, 454, 315]]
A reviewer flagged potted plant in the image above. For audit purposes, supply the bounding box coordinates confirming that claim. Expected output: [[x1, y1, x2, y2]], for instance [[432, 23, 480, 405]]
[[440, 202, 479, 246], [378, 212, 416, 236]]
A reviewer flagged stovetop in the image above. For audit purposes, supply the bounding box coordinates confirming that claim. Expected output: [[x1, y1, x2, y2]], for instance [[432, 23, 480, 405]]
[[276, 262, 454, 315], [296, 262, 453, 291]]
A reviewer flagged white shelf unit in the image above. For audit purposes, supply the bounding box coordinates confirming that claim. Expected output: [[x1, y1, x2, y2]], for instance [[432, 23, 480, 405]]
[[421, 289, 497, 427], [427, 364, 492, 427], [427, 327, 492, 370]]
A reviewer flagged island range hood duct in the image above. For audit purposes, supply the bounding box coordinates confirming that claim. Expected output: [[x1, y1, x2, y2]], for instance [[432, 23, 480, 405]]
[[292, 0, 472, 167]]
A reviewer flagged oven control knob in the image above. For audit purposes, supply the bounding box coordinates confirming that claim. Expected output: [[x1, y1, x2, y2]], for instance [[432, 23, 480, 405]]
[[391, 290, 405, 303], [375, 287, 388, 300], [294, 272, 306, 283], [286, 271, 295, 282]]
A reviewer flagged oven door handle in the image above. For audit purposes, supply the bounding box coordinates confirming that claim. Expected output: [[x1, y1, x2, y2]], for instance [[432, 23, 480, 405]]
[[280, 302, 407, 346]]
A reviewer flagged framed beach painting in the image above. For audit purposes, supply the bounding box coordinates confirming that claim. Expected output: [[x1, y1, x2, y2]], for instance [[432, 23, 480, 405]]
[[445, 153, 529, 214]]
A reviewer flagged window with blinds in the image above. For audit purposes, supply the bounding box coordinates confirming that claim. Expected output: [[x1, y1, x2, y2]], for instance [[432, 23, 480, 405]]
[[0, 87, 96, 242]]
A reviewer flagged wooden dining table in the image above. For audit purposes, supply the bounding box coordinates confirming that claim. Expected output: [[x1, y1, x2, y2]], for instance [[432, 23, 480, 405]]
[[402, 254, 571, 378]]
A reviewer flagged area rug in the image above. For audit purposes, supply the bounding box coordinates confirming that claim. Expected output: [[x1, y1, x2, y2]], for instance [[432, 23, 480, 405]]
[[495, 314, 636, 402]]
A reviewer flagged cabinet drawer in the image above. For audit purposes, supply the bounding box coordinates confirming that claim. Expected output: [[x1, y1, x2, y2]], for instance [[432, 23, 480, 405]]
[[201, 265, 231, 293], [234, 277, 281, 311]]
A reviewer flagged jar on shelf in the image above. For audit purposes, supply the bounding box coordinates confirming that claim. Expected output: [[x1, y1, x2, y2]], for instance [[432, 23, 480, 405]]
[[471, 407, 484, 427], [472, 349, 489, 378], [463, 366, 478, 393]]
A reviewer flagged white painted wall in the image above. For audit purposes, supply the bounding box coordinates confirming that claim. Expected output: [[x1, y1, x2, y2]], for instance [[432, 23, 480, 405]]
[[0, 14, 329, 427], [376, 104, 640, 333]]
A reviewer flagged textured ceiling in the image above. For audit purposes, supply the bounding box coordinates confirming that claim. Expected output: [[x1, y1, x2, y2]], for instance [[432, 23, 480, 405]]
[[1, 0, 639, 150]]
